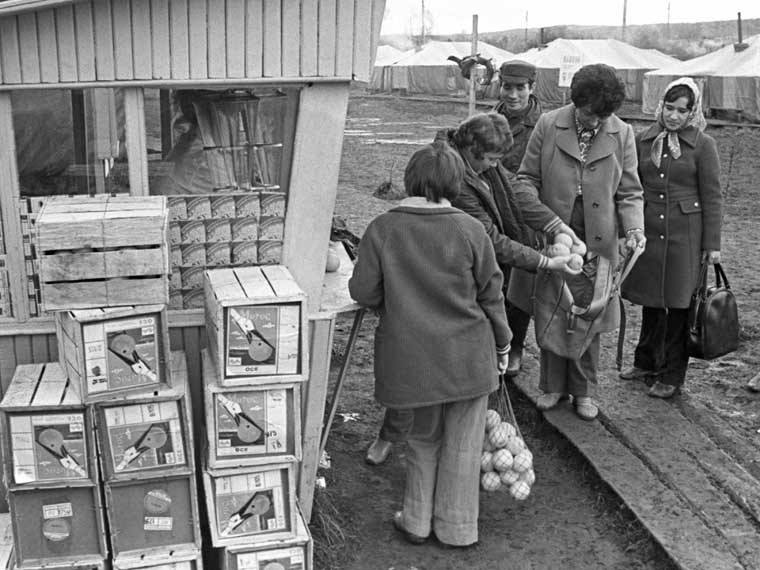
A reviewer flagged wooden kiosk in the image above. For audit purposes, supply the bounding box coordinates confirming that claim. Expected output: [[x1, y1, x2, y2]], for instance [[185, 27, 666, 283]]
[[0, 0, 385, 529]]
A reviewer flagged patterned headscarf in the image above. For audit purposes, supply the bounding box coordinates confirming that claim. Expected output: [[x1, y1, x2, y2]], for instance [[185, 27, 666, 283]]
[[650, 77, 707, 168]]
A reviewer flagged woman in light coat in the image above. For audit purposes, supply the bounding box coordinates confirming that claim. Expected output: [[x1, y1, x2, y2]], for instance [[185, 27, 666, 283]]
[[513, 64, 645, 420], [621, 77, 722, 398]]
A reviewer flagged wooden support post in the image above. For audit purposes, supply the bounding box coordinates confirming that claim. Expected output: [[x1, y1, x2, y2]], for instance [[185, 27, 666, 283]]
[[469, 15, 478, 117], [0, 94, 30, 322], [298, 314, 336, 522], [160, 89, 173, 159], [123, 87, 149, 195]]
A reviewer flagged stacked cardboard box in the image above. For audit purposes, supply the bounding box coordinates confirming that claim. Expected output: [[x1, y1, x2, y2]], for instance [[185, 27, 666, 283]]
[[202, 265, 312, 568]]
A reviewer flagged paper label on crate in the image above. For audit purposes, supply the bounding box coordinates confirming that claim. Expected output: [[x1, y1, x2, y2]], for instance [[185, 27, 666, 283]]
[[42, 518, 72, 542], [106, 401, 186, 473], [12, 413, 88, 483], [83, 315, 161, 395], [215, 469, 288, 537], [236, 547, 305, 570], [42, 502, 73, 519], [225, 305, 301, 377], [144, 516, 174, 531], [215, 388, 288, 457]]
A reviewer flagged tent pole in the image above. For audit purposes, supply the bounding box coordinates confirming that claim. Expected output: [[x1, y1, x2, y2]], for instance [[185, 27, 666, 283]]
[[469, 14, 478, 117]]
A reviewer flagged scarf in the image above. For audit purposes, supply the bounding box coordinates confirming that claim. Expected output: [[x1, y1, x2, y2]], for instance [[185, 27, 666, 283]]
[[650, 77, 707, 168]]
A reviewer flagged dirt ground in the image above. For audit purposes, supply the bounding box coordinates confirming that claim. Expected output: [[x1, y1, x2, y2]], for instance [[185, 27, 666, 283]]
[[312, 93, 760, 569]]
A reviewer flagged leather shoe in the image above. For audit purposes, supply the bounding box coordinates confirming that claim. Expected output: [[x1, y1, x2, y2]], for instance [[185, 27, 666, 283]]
[[536, 392, 565, 411], [648, 381, 679, 399], [505, 349, 523, 377], [574, 396, 598, 421], [393, 511, 428, 545], [619, 366, 654, 380], [365, 437, 392, 465]]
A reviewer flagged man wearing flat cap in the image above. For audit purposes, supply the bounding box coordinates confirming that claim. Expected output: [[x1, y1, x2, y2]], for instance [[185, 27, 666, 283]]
[[492, 59, 543, 377], [494, 60, 542, 175]]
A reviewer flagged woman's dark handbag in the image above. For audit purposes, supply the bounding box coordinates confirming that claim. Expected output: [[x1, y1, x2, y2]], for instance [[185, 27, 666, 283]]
[[687, 263, 739, 360]]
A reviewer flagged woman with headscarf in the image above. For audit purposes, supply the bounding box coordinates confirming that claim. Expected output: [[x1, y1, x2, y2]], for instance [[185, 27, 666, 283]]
[[621, 77, 722, 399]]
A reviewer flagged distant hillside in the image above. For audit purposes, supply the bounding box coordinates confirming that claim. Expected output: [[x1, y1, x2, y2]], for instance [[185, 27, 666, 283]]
[[382, 18, 760, 61]]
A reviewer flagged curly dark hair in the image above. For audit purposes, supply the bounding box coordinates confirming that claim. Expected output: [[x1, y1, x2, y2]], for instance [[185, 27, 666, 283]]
[[570, 64, 626, 117], [664, 84, 695, 109], [451, 113, 513, 159]]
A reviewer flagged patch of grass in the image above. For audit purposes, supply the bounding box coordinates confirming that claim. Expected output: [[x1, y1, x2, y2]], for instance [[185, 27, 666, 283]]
[[309, 483, 356, 570]]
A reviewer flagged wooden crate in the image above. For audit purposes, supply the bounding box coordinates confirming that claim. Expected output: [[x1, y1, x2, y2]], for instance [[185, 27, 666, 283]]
[[8, 484, 108, 569], [112, 547, 202, 570], [94, 393, 192, 482], [219, 506, 312, 570], [204, 463, 296, 546], [202, 350, 301, 468], [7, 550, 106, 570], [204, 266, 307, 385], [104, 474, 201, 560], [0, 362, 96, 487], [34, 195, 170, 311], [56, 305, 171, 402]]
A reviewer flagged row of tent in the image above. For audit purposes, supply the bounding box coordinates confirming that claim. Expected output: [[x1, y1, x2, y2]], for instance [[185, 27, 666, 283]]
[[370, 36, 760, 122]]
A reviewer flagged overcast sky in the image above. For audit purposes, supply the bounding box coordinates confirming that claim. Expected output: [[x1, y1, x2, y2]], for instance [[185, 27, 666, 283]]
[[381, 0, 759, 36]]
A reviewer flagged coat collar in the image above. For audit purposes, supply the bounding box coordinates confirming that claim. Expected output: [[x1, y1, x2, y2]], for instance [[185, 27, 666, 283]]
[[554, 104, 621, 164], [462, 165, 504, 230], [640, 123, 700, 147]]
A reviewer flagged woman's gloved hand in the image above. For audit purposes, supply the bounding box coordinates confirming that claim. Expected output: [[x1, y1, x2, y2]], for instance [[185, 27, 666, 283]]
[[703, 250, 721, 265], [545, 255, 583, 276], [624, 228, 646, 251]]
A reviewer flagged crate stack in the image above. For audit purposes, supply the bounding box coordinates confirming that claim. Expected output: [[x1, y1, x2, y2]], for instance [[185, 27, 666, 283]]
[[0, 195, 202, 570], [201, 265, 312, 569], [0, 361, 108, 570]]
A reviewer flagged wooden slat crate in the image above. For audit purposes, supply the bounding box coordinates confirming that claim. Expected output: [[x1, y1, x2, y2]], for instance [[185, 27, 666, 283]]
[[34, 195, 169, 311], [204, 266, 307, 385], [8, 483, 108, 569], [56, 305, 172, 402], [112, 546, 202, 570], [219, 505, 312, 570], [6, 550, 106, 570], [203, 463, 297, 547], [0, 362, 96, 487], [94, 393, 192, 482], [104, 473, 201, 560], [202, 350, 301, 468]]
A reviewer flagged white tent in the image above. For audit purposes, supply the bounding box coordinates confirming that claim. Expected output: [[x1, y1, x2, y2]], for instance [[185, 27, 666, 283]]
[[643, 35, 760, 121], [371, 40, 514, 95], [369, 45, 414, 91], [513, 39, 679, 104]]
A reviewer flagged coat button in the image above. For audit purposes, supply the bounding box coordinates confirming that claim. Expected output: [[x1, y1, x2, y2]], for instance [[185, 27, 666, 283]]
[[659, 173, 665, 178], [593, 235, 602, 241], [694, 201, 699, 207], [663, 153, 668, 157], [588, 165, 596, 171], [660, 235, 665, 239], [592, 202, 599, 208], [659, 194, 664, 199], [659, 214, 664, 219]]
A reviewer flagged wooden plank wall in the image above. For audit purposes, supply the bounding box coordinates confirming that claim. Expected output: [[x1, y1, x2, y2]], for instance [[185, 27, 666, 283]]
[[0, 0, 385, 86]]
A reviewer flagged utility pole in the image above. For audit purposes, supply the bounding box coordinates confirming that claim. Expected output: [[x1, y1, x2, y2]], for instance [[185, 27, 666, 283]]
[[421, 0, 425, 44], [667, 0, 671, 38], [622, 0, 628, 41]]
